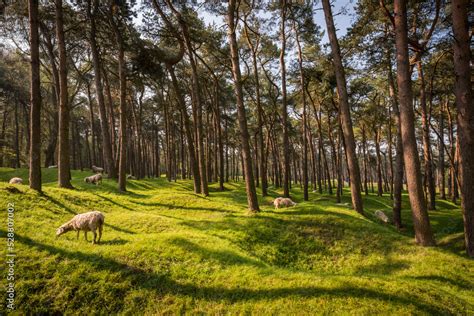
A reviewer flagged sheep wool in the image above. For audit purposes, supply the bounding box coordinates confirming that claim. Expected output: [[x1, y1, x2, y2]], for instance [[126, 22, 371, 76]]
[[273, 197, 297, 209], [92, 165, 104, 174], [9, 177, 23, 184], [56, 211, 104, 244], [84, 174, 102, 185]]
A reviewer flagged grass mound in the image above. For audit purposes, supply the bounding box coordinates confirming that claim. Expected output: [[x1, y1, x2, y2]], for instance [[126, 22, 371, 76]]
[[0, 168, 473, 314]]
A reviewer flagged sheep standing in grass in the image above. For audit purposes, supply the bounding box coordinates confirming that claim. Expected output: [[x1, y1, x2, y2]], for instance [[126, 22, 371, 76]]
[[48, 165, 57, 168], [273, 197, 297, 209], [84, 174, 102, 185], [9, 177, 23, 184], [375, 210, 390, 223], [92, 165, 104, 174], [56, 211, 104, 244]]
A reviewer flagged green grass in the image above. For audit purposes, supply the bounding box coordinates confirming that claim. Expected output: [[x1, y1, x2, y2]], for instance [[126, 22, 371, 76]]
[[0, 167, 473, 314]]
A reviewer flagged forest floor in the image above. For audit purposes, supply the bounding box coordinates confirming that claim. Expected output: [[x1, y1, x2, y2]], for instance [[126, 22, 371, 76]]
[[0, 167, 473, 314]]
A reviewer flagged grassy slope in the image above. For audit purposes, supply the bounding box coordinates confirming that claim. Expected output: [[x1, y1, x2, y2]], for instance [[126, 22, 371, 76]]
[[0, 168, 473, 315]]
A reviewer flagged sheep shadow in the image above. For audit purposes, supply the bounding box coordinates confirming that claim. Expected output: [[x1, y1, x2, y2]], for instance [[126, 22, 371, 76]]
[[6, 230, 452, 315], [99, 238, 129, 246]]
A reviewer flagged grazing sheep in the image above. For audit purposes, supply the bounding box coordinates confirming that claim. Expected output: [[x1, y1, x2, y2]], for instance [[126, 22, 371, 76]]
[[127, 175, 136, 180], [91, 165, 104, 174], [375, 210, 390, 223], [48, 165, 57, 168], [273, 197, 297, 209], [84, 174, 102, 185], [9, 177, 23, 184], [56, 210, 104, 244]]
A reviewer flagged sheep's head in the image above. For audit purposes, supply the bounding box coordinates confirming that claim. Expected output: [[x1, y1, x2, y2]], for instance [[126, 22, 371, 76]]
[[84, 177, 89, 183], [56, 225, 69, 237]]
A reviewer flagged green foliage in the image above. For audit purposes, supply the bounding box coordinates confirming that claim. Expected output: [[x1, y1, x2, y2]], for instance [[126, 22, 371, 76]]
[[0, 168, 472, 314]]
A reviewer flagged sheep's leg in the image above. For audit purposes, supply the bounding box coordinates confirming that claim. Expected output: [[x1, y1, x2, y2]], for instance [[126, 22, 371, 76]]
[[76, 230, 79, 240], [92, 230, 97, 244], [98, 225, 103, 243], [84, 231, 88, 242]]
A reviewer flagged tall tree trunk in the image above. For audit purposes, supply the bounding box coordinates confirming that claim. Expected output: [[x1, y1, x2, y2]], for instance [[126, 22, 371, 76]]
[[244, 18, 267, 196], [280, 1, 290, 198], [388, 60, 404, 229], [361, 126, 369, 195], [387, 103, 394, 199], [56, 0, 72, 188], [294, 19, 309, 201], [28, 0, 42, 191], [322, 0, 363, 214], [416, 62, 436, 210], [374, 127, 383, 196], [213, 80, 225, 191], [111, 12, 127, 192], [393, 0, 434, 246], [167, 65, 201, 193], [438, 103, 446, 200], [40, 25, 60, 168], [86, 83, 97, 167], [102, 68, 117, 161], [227, 0, 259, 212], [87, 0, 116, 178], [452, 0, 474, 257], [172, 10, 208, 195], [14, 100, 20, 168]]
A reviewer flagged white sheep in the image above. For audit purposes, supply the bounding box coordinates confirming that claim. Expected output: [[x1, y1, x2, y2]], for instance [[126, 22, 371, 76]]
[[84, 174, 102, 185], [375, 210, 390, 223], [273, 197, 297, 209], [56, 210, 104, 244], [127, 175, 136, 180], [48, 165, 57, 168], [9, 177, 23, 184], [92, 165, 104, 174]]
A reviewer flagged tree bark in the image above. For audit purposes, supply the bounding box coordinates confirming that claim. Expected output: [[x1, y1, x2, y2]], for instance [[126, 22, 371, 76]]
[[28, 0, 42, 191], [393, 0, 434, 246], [243, 20, 267, 197], [111, 10, 127, 192], [374, 126, 383, 196], [388, 55, 404, 229], [227, 0, 259, 212], [87, 0, 116, 178], [280, 1, 290, 198], [416, 61, 436, 210], [438, 102, 446, 200], [322, 0, 364, 214], [167, 65, 201, 194], [56, 0, 73, 188], [452, 0, 474, 257], [293, 18, 309, 201]]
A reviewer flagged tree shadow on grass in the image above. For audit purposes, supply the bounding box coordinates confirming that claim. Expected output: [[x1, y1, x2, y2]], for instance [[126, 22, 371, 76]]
[[7, 230, 454, 315], [168, 237, 267, 268], [354, 258, 411, 275], [104, 223, 136, 235], [129, 200, 233, 214], [181, 213, 404, 269], [93, 194, 134, 211], [409, 275, 473, 291], [42, 193, 77, 215], [435, 199, 460, 210]]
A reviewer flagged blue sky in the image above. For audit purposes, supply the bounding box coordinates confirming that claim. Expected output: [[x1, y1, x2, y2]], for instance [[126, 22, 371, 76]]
[[196, 0, 357, 44]]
